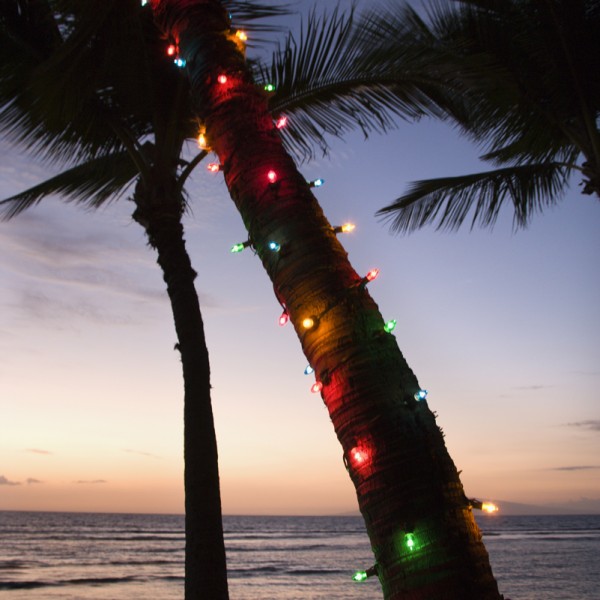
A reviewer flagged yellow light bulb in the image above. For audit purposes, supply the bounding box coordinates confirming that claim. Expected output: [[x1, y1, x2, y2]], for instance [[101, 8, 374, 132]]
[[197, 132, 207, 149], [341, 223, 355, 233], [236, 30, 248, 42], [482, 502, 499, 514], [302, 317, 314, 329]]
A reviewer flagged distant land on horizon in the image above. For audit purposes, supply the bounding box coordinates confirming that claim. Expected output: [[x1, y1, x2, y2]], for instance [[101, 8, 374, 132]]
[[2, 497, 599, 517], [340, 497, 600, 517], [487, 498, 600, 516]]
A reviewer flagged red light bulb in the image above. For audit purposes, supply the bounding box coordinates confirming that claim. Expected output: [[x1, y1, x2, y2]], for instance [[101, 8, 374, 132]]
[[167, 44, 176, 56], [275, 116, 288, 129], [279, 311, 289, 326], [217, 74, 228, 84], [366, 268, 380, 282], [207, 163, 221, 173], [267, 170, 278, 184], [311, 381, 323, 394], [349, 445, 371, 469]]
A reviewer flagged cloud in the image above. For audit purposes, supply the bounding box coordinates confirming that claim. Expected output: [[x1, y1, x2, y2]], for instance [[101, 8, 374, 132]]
[[571, 370, 600, 377], [512, 384, 553, 391], [25, 448, 53, 455], [122, 448, 162, 460], [0, 208, 166, 305], [26, 478, 44, 484], [0, 475, 21, 486], [567, 420, 600, 432], [73, 479, 107, 484], [0, 191, 225, 335], [552, 465, 600, 472], [12, 290, 133, 327]]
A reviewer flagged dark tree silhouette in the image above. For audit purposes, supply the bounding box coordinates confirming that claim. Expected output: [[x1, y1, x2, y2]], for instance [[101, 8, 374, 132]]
[[375, 0, 600, 233]]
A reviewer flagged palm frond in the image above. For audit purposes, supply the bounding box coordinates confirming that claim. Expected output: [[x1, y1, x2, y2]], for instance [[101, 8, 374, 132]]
[[1, 0, 184, 167], [255, 5, 468, 160], [481, 139, 581, 169], [224, 0, 293, 34], [0, 151, 138, 221], [377, 163, 570, 233], [425, 0, 600, 165]]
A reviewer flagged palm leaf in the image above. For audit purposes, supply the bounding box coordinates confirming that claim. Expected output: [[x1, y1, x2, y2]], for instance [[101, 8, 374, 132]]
[[0, 151, 138, 221], [224, 0, 292, 34], [424, 0, 600, 164], [377, 0, 599, 233], [377, 163, 570, 233], [1, 0, 183, 167], [255, 5, 467, 160]]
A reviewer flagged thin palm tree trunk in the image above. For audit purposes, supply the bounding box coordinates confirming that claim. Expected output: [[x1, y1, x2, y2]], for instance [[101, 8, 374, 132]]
[[151, 1, 504, 597], [133, 174, 229, 600]]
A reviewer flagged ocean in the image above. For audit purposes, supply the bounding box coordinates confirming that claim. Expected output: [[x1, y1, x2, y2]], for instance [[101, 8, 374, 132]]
[[0, 511, 598, 599]]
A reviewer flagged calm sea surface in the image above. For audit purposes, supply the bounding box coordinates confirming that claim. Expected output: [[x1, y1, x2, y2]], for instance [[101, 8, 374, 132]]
[[0, 511, 599, 599]]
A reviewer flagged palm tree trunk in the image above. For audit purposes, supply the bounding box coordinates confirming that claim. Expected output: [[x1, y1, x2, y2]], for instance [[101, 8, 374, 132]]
[[133, 173, 229, 600], [151, 1, 504, 597]]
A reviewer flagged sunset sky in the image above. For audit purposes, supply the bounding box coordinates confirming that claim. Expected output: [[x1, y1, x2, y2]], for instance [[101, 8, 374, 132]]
[[1, 2, 599, 516]]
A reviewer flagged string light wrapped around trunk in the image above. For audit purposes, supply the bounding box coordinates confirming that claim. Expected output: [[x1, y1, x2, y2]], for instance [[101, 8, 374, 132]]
[[311, 381, 323, 393], [384, 319, 397, 333], [352, 564, 378, 582], [359, 268, 379, 288], [333, 222, 354, 234], [230, 240, 251, 253], [302, 317, 315, 329]]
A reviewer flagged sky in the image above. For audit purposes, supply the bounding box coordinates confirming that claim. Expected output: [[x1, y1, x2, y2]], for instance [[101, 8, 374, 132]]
[[1, 2, 599, 517]]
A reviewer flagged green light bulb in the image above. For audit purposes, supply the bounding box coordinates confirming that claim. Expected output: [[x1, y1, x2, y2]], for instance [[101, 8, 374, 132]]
[[384, 319, 397, 333], [264, 83, 276, 92], [405, 533, 415, 551], [231, 243, 245, 253], [352, 570, 368, 582]]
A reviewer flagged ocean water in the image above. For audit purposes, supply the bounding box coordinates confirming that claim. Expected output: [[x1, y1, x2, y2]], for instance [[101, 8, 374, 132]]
[[0, 511, 599, 599]]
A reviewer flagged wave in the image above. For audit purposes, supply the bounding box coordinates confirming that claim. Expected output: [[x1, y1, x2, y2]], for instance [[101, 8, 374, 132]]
[[0, 559, 53, 571], [227, 565, 280, 578], [0, 575, 140, 591], [0, 560, 29, 571], [227, 565, 347, 579], [107, 558, 180, 566], [286, 568, 347, 576], [227, 543, 335, 553], [10, 534, 184, 542]]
